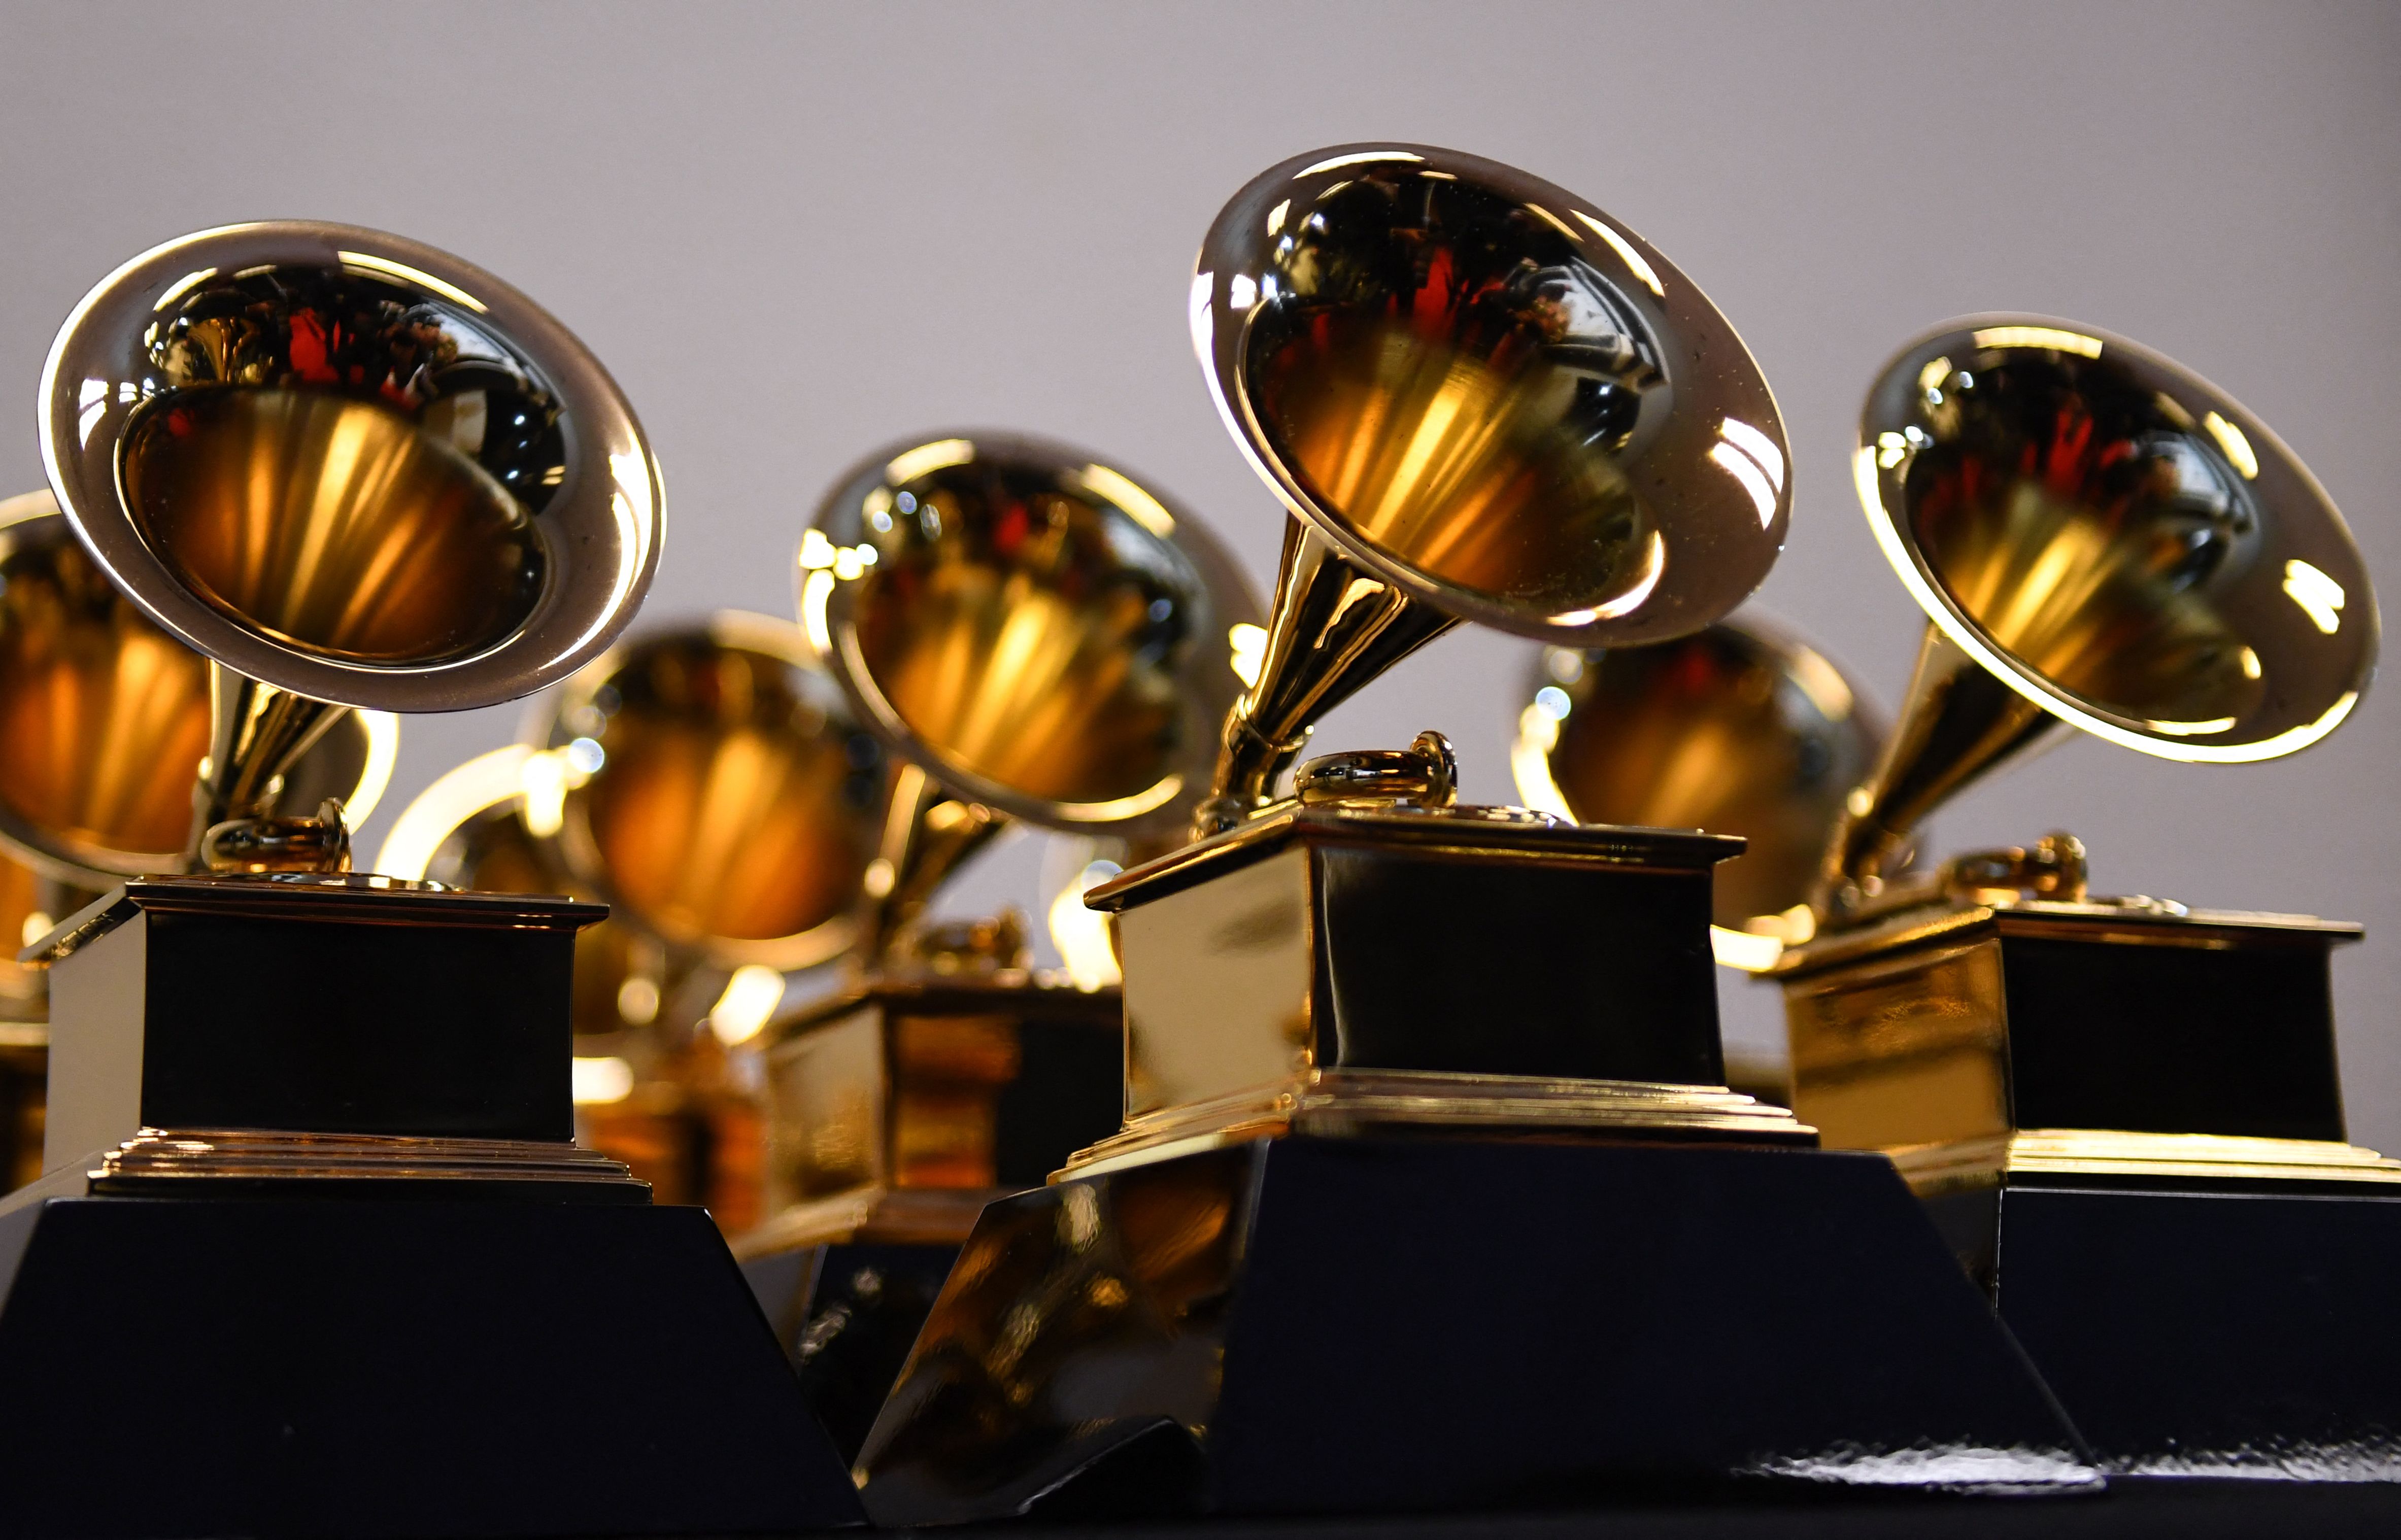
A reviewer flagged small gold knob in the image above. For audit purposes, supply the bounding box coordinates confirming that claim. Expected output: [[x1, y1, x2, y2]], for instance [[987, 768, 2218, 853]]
[[1294, 730, 1460, 812]]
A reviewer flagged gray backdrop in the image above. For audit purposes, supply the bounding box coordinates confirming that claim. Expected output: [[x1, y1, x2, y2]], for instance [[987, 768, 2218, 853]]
[[5, 2, 2396, 1138]]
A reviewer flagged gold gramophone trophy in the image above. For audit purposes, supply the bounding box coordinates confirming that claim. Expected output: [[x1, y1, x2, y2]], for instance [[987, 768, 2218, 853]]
[[1771, 317, 2395, 1476], [738, 431, 1262, 1460], [0, 488, 396, 1193], [3, 224, 861, 1533], [379, 610, 888, 1224], [854, 147, 2095, 1524], [1509, 615, 1887, 1094]]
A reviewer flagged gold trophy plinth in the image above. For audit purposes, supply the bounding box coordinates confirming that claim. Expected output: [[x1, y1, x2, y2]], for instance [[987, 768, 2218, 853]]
[[740, 431, 1261, 1459], [854, 146, 2096, 1524], [1772, 317, 2396, 1477], [0, 223, 860, 1534]]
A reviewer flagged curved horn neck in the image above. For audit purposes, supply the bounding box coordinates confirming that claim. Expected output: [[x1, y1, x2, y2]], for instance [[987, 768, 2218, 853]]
[[1813, 623, 2065, 920], [1197, 521, 1456, 835], [858, 761, 1010, 969], [192, 661, 352, 870]]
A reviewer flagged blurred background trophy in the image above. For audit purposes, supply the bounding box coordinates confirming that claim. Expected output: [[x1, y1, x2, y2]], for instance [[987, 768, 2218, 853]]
[[1509, 615, 1887, 1098], [742, 431, 1262, 1460], [3, 223, 861, 1534], [378, 609, 887, 1224], [854, 147, 2094, 1524], [1770, 317, 2397, 1476], [0, 487, 395, 1192]]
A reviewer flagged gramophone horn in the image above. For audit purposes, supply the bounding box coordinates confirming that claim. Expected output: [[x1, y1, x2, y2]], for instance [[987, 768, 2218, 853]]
[[40, 222, 661, 870], [1513, 616, 1884, 969], [543, 611, 888, 974], [1818, 317, 2378, 917], [1191, 143, 1790, 829], [801, 431, 1264, 845], [0, 488, 396, 884]]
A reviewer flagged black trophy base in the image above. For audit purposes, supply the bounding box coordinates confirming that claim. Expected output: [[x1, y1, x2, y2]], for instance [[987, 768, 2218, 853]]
[[744, 1239, 963, 1465], [0, 1190, 864, 1537], [1933, 1181, 2401, 1477], [857, 1136, 2098, 1524]]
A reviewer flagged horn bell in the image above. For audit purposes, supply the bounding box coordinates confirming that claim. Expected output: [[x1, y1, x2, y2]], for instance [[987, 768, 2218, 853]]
[[1513, 618, 1883, 969], [802, 432, 1263, 838], [544, 612, 888, 974], [1191, 143, 1790, 827], [1821, 316, 2377, 914], [40, 222, 663, 868]]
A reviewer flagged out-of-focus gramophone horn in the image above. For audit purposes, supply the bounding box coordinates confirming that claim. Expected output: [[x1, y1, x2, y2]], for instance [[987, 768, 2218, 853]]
[[16, 226, 863, 1533], [1512, 617, 1885, 972], [854, 150, 2096, 1528], [1812, 316, 2375, 923], [1773, 319, 2391, 1482], [802, 430, 1263, 915]]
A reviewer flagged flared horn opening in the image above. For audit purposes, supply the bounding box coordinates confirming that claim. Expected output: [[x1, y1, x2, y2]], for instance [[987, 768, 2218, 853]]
[[40, 221, 663, 714], [802, 432, 1263, 837]]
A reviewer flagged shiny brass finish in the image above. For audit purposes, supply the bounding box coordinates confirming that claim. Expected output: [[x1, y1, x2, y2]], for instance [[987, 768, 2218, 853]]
[[1080, 804, 1810, 1169], [1191, 143, 1790, 828], [804, 432, 1261, 836], [1514, 618, 1884, 961], [748, 974, 1128, 1255], [854, 761, 1010, 969], [548, 612, 885, 971], [1776, 899, 2392, 1192], [1293, 728, 1459, 811], [200, 797, 353, 875], [41, 222, 662, 868], [0, 490, 393, 882], [92, 1127, 639, 1187], [1820, 317, 2376, 915]]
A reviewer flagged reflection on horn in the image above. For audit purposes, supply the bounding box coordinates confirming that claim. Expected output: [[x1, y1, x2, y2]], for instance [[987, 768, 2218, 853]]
[[1188, 143, 1790, 831], [40, 221, 662, 875], [1817, 316, 2377, 920], [1514, 618, 1884, 970], [805, 431, 1263, 867]]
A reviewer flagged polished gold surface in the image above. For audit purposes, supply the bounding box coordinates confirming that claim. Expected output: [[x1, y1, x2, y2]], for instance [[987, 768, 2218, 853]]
[[808, 433, 1259, 832], [1890, 1129, 2401, 1196], [1822, 317, 2377, 913], [0, 492, 393, 880], [1514, 619, 1883, 951], [40, 222, 662, 873], [1779, 900, 2391, 1191], [553, 613, 884, 965], [93, 1126, 640, 1186], [1189, 145, 1788, 829], [123, 389, 543, 664], [0, 509, 211, 864]]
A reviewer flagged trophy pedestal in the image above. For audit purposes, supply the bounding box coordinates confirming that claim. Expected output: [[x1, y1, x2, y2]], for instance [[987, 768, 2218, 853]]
[[857, 1134, 2096, 1523], [739, 972, 1123, 1459], [1780, 898, 2401, 1477], [15, 875, 863, 1536], [854, 809, 2098, 1520]]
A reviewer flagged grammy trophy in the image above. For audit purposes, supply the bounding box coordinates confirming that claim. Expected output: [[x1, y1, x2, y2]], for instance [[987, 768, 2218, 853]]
[[853, 146, 2098, 1524], [742, 431, 1262, 1460], [1769, 317, 2395, 1477], [2, 223, 862, 1535]]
